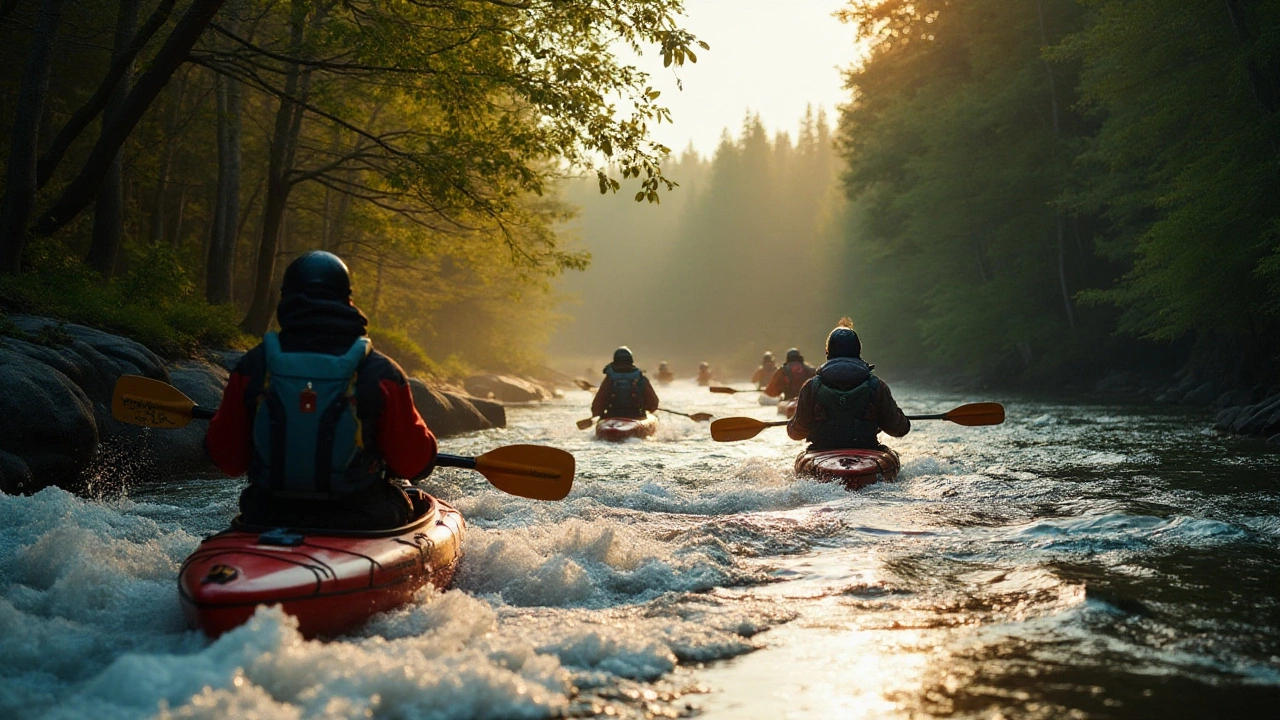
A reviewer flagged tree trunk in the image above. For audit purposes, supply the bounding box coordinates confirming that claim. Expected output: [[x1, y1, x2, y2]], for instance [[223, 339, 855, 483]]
[[149, 78, 186, 245], [1034, 0, 1076, 330], [34, 0, 227, 238], [0, 0, 67, 273], [86, 0, 142, 278], [207, 67, 243, 304], [239, 0, 312, 335]]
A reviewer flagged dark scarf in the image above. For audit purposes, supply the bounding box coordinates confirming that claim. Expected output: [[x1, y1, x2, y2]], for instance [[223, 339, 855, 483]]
[[276, 292, 369, 354]]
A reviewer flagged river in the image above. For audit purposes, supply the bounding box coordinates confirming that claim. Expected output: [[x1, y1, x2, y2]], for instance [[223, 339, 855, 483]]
[[2, 380, 1278, 719]]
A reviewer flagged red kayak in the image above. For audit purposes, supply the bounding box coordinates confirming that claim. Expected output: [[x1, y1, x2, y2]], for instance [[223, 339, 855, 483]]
[[795, 448, 900, 490], [178, 495, 465, 638], [595, 414, 658, 441], [778, 399, 798, 419]]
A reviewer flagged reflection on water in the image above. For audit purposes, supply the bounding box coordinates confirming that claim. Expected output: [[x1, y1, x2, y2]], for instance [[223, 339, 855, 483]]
[[2, 380, 1279, 718]]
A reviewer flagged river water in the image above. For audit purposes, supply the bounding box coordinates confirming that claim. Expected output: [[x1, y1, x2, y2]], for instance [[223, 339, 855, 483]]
[[2, 380, 1279, 719]]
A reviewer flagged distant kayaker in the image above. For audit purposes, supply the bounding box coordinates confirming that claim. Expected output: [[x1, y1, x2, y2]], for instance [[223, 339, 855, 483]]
[[763, 347, 815, 400], [787, 319, 910, 450], [592, 347, 660, 419], [751, 351, 778, 389], [696, 361, 714, 386], [656, 361, 675, 384], [205, 251, 437, 530]]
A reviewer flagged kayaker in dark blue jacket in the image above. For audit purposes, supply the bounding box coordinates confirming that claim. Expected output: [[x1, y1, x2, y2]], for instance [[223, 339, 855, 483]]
[[206, 251, 437, 530], [788, 319, 910, 451], [591, 347, 660, 419]]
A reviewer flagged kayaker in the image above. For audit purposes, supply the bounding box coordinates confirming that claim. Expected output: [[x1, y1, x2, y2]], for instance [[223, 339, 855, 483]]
[[751, 351, 778, 389], [764, 347, 815, 400], [205, 250, 437, 530], [787, 319, 910, 450], [656, 361, 675, 384], [696, 361, 714, 386], [591, 347, 660, 419]]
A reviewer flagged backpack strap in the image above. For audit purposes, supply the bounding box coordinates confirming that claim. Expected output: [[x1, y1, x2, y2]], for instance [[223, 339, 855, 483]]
[[313, 338, 373, 493]]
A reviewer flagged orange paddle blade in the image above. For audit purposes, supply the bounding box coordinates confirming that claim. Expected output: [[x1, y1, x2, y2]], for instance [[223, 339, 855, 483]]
[[474, 444, 575, 501], [112, 375, 196, 429], [576, 417, 596, 430], [710, 416, 786, 442], [689, 412, 714, 422], [942, 402, 1005, 426], [709, 386, 738, 394]]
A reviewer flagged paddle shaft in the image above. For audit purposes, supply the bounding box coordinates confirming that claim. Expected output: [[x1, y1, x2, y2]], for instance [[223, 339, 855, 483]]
[[436, 454, 477, 470]]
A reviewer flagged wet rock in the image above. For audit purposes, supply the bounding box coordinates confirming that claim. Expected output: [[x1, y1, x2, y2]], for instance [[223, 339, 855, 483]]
[[1229, 395, 1280, 436], [463, 374, 552, 403], [0, 346, 99, 493], [1093, 371, 1142, 394], [1154, 388, 1184, 404], [1269, 433, 1280, 446], [409, 378, 505, 437], [1214, 406, 1245, 431], [1179, 382, 1217, 406]]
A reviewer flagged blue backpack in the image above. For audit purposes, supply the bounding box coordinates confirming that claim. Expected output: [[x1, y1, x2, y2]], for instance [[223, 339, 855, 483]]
[[251, 333, 374, 498]]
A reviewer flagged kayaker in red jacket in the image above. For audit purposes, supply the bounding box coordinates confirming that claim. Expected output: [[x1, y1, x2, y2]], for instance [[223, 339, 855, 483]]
[[751, 351, 778, 389], [205, 251, 437, 530], [764, 348, 816, 400], [591, 347, 660, 419], [788, 319, 910, 450]]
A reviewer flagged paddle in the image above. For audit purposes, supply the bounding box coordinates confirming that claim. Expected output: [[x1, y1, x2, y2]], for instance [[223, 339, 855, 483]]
[[657, 408, 714, 422], [710, 402, 1006, 442], [576, 416, 598, 430], [709, 386, 762, 394], [574, 379, 595, 391], [111, 375, 575, 501]]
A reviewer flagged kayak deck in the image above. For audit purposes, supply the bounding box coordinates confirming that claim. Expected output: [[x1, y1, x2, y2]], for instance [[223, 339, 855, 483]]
[[795, 447, 900, 490], [595, 413, 658, 441], [178, 496, 464, 638]]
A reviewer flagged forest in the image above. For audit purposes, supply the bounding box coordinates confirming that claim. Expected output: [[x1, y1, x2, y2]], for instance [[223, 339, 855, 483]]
[[558, 0, 1280, 391], [0, 0, 705, 373], [834, 0, 1280, 387], [2, 0, 1278, 389]]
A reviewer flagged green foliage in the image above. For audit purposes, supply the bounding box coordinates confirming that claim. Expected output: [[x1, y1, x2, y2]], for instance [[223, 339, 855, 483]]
[[0, 241, 250, 357]]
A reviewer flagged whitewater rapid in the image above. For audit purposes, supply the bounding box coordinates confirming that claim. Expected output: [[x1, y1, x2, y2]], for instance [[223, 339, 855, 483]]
[[2, 380, 1278, 719]]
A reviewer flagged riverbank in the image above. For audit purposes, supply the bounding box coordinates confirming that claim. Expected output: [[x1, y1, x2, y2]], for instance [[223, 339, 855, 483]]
[[0, 314, 540, 496]]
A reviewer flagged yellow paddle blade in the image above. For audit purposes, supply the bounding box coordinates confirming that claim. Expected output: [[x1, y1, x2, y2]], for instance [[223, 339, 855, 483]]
[[942, 402, 1005, 426], [574, 379, 595, 391], [112, 375, 196, 429], [710, 416, 781, 442], [475, 444, 574, 501]]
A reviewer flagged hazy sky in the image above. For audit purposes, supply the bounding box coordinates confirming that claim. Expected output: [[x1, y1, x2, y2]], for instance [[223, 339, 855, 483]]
[[635, 0, 860, 156]]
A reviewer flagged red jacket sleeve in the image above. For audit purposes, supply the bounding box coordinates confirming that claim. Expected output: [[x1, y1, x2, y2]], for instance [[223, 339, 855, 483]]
[[763, 368, 785, 398], [205, 371, 253, 477], [591, 376, 614, 417], [377, 378, 438, 479]]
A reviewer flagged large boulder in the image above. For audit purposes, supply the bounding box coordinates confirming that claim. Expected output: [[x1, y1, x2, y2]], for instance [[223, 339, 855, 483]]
[[463, 374, 552, 403], [409, 379, 506, 437], [0, 349, 98, 494]]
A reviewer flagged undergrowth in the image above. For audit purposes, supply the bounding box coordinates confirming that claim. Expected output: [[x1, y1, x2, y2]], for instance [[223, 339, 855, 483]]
[[0, 241, 252, 358]]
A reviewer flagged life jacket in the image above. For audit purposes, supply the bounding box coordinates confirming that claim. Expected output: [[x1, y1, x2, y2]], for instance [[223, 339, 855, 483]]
[[250, 332, 379, 499], [604, 365, 646, 418], [781, 361, 811, 399], [807, 359, 882, 450]]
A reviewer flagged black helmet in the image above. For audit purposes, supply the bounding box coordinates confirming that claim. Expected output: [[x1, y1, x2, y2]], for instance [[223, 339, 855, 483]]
[[785, 348, 801, 362], [763, 351, 774, 361], [613, 346, 633, 365], [826, 327, 862, 359], [282, 251, 351, 302]]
